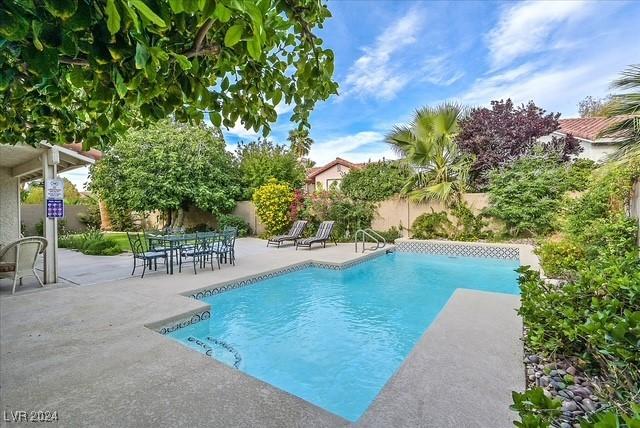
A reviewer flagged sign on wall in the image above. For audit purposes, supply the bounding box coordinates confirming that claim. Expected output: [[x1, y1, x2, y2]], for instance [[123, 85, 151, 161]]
[[45, 178, 64, 219]]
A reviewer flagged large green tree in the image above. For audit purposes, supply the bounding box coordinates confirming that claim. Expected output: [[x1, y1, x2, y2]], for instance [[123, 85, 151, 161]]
[[0, 0, 338, 147], [386, 103, 471, 206], [340, 160, 412, 202], [236, 139, 305, 199], [89, 120, 240, 226]]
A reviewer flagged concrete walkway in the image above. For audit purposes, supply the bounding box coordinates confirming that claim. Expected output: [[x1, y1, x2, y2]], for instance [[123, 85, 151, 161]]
[[1, 239, 528, 427]]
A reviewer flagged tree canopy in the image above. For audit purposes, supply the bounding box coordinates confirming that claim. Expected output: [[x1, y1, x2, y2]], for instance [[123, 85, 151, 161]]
[[89, 120, 241, 220], [1, 0, 338, 147], [456, 99, 581, 189], [340, 161, 411, 202], [236, 139, 305, 199]]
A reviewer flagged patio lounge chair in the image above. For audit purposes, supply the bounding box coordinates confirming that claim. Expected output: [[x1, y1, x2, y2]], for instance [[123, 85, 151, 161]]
[[267, 220, 308, 248], [295, 221, 336, 250], [0, 237, 47, 294]]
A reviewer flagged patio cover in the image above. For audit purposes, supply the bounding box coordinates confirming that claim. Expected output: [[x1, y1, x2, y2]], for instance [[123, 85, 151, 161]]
[[0, 142, 100, 284]]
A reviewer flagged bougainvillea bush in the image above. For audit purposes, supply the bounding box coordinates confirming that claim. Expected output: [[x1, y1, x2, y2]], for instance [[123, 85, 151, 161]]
[[252, 179, 294, 236]]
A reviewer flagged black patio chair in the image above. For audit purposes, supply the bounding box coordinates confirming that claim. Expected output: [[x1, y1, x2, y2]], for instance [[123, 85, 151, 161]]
[[127, 232, 168, 278]]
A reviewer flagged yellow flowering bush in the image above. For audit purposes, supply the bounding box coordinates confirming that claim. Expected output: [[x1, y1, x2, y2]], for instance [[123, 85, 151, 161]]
[[252, 179, 294, 236]]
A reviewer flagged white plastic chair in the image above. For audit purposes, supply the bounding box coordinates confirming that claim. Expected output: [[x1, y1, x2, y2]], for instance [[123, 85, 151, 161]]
[[0, 237, 48, 294]]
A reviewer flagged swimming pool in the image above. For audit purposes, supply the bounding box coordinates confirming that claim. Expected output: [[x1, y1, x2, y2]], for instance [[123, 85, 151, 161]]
[[167, 252, 519, 421]]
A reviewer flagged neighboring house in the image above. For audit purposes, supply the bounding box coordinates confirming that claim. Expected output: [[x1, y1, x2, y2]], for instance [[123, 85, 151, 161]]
[[541, 117, 623, 162], [305, 157, 363, 192]]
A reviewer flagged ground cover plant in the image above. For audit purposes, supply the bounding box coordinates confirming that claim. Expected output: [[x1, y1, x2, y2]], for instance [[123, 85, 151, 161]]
[[513, 156, 640, 427], [59, 229, 122, 256]]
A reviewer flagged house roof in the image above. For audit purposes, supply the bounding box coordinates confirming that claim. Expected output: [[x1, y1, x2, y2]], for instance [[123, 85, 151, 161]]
[[306, 157, 363, 180], [557, 117, 624, 141], [62, 143, 103, 161]]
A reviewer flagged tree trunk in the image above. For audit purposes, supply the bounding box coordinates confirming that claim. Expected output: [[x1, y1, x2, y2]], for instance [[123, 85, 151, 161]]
[[98, 200, 112, 231], [174, 207, 185, 228]]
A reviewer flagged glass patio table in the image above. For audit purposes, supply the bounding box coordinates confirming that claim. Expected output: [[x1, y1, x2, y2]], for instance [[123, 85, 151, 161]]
[[146, 233, 197, 274]]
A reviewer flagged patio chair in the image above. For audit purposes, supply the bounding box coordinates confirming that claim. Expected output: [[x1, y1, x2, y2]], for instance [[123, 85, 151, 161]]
[[127, 232, 168, 278], [217, 230, 236, 265], [267, 220, 308, 248], [295, 221, 337, 250], [0, 237, 47, 294], [179, 236, 217, 274], [222, 226, 238, 237]]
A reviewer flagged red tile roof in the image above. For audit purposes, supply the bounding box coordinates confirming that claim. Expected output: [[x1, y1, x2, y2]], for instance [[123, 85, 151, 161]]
[[557, 117, 625, 141], [63, 143, 103, 161], [306, 157, 363, 180]]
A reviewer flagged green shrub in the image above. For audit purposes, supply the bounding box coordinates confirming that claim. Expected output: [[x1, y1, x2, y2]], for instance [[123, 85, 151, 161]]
[[411, 211, 452, 239], [373, 226, 402, 242], [340, 161, 412, 202], [299, 189, 376, 241], [536, 239, 583, 279], [487, 155, 576, 237], [516, 156, 640, 421], [450, 202, 490, 241], [253, 179, 294, 236], [217, 214, 251, 237]]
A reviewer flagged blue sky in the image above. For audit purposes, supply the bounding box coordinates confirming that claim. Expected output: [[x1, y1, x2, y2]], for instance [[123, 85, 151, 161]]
[[64, 0, 640, 189]]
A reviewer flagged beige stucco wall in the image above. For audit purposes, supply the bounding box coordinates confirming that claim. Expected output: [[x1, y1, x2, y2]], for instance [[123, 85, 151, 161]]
[[232, 193, 492, 238], [372, 193, 491, 237], [0, 167, 20, 243], [20, 204, 90, 236], [232, 201, 264, 235]]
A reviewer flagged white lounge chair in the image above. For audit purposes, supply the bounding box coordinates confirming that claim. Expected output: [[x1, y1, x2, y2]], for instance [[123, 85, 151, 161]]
[[0, 237, 48, 294]]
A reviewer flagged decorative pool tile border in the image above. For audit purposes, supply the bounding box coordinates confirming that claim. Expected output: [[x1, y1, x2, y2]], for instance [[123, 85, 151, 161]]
[[395, 240, 519, 260], [154, 309, 211, 335], [185, 249, 390, 301]]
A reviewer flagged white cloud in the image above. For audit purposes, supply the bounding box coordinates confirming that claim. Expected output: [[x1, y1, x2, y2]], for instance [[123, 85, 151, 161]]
[[310, 131, 398, 164], [487, 0, 592, 69], [59, 167, 90, 191], [343, 8, 425, 100], [421, 55, 465, 86]]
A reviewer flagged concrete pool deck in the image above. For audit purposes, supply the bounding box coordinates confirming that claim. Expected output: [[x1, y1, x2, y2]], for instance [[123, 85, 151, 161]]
[[1, 239, 534, 427]]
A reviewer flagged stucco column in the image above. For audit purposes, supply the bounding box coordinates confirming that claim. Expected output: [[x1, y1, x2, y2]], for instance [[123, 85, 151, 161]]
[[42, 151, 58, 284]]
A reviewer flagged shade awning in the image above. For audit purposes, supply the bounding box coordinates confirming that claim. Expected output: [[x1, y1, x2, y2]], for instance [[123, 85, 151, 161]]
[[0, 142, 99, 182]]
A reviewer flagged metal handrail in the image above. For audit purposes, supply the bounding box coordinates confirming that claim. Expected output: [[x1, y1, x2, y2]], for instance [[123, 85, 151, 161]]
[[354, 229, 387, 253]]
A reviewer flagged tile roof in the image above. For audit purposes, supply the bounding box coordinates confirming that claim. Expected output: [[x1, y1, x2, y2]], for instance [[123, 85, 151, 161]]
[[306, 157, 363, 180], [557, 117, 625, 141]]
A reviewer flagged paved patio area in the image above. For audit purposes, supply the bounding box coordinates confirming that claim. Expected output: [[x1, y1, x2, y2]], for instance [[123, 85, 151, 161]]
[[0, 239, 531, 427]]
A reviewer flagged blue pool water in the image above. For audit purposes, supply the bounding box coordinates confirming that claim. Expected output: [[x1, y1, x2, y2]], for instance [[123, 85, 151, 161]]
[[168, 252, 519, 421]]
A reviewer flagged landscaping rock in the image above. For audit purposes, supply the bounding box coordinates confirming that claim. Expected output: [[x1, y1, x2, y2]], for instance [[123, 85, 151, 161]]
[[562, 401, 578, 412]]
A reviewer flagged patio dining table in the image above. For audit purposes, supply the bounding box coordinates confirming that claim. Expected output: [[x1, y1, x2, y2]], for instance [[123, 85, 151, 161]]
[[146, 233, 197, 275]]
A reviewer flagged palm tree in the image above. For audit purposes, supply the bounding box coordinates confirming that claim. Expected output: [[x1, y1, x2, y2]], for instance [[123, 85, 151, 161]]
[[287, 129, 314, 158], [600, 64, 640, 158], [386, 103, 471, 206]]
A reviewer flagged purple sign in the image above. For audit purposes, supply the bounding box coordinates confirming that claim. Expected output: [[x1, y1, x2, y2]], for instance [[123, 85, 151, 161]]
[[46, 199, 64, 218]]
